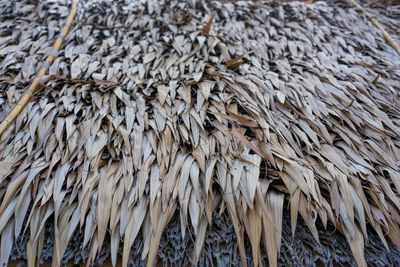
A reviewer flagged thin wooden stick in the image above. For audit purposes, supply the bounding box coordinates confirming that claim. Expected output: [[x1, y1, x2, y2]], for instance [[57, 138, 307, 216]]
[[0, 0, 80, 135], [348, 0, 400, 54]]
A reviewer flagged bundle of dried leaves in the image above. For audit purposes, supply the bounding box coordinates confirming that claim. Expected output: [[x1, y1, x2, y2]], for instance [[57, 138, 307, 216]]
[[0, 0, 400, 266]]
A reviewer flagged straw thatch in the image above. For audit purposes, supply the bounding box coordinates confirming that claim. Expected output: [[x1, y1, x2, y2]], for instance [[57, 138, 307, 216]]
[[1, 0, 400, 266]]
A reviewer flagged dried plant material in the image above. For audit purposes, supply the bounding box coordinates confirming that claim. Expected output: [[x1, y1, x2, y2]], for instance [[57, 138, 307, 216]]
[[262, 191, 284, 267], [372, 74, 380, 84], [225, 51, 253, 70], [347, 0, 400, 54], [0, 0, 400, 266], [202, 14, 215, 36], [0, 0, 79, 135]]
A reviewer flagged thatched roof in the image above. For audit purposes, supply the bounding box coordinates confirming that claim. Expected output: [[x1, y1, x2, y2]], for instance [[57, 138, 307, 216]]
[[1, 0, 400, 266]]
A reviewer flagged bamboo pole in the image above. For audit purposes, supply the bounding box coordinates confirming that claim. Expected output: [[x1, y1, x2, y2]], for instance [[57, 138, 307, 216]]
[[0, 0, 80, 136], [348, 0, 400, 54]]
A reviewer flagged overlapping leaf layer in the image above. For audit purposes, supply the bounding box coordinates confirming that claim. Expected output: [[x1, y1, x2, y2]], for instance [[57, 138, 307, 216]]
[[1, 0, 400, 266]]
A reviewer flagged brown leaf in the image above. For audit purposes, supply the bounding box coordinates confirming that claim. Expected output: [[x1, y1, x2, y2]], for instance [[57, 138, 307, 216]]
[[226, 51, 254, 69], [202, 14, 215, 35]]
